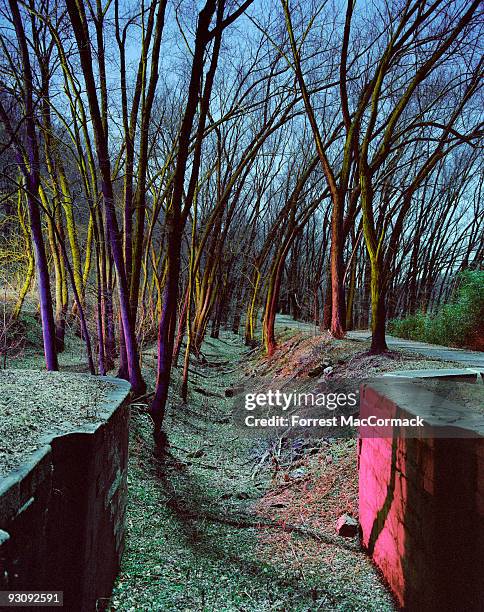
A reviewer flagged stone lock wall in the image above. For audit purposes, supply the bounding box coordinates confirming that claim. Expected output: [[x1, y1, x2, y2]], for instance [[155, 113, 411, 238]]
[[358, 381, 484, 611], [0, 377, 131, 612]]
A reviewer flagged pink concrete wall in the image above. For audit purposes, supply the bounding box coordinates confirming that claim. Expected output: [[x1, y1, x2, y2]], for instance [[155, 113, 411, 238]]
[[358, 384, 484, 610]]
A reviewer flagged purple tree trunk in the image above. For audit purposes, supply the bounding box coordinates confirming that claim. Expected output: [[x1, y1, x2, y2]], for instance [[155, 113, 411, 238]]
[[28, 188, 59, 371], [66, 1, 145, 394], [6, 0, 58, 371], [151, 223, 181, 435], [150, 0, 219, 439]]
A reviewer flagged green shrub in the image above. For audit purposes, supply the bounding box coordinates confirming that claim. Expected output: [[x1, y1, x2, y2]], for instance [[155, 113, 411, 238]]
[[388, 270, 484, 348], [388, 312, 426, 340]]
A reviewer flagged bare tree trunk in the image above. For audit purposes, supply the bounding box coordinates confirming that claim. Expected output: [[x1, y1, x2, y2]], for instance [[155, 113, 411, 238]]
[[369, 257, 388, 353], [66, 0, 145, 393], [1, 0, 58, 370]]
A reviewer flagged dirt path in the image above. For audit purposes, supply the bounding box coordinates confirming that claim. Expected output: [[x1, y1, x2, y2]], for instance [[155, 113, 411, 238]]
[[110, 331, 395, 611]]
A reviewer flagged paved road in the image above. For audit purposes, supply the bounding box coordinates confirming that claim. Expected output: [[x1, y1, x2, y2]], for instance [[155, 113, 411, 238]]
[[275, 314, 484, 368], [347, 330, 484, 369]]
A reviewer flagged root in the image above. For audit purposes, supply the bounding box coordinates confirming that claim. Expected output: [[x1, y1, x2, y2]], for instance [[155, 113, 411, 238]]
[[192, 511, 363, 553]]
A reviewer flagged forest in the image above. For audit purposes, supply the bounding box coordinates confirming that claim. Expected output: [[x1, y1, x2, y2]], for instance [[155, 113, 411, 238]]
[[0, 1, 483, 608], [1, 0, 482, 435]]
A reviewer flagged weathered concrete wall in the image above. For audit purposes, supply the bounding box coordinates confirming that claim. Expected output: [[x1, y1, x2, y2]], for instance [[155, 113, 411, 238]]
[[358, 381, 484, 611], [0, 376, 131, 611]]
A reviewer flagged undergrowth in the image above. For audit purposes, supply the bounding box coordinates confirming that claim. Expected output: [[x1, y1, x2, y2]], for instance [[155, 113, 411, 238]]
[[110, 330, 395, 611], [388, 270, 484, 349]]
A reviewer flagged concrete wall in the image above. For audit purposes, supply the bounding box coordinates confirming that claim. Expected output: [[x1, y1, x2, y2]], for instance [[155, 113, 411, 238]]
[[358, 382, 484, 610], [0, 376, 131, 612]]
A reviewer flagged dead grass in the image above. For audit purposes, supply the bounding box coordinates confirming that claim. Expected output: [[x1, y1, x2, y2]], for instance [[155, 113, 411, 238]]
[[255, 439, 358, 535], [251, 330, 462, 384], [111, 328, 400, 611]]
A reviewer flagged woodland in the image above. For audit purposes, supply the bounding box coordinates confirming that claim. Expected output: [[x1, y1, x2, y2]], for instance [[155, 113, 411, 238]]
[[0, 1, 483, 609], [0, 0, 483, 441]]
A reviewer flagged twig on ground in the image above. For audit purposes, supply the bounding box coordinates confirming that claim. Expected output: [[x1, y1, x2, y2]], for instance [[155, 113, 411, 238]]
[[251, 449, 270, 480], [182, 510, 363, 554], [131, 390, 155, 404]]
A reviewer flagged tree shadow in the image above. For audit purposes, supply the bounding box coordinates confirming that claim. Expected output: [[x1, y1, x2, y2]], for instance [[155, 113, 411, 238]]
[[362, 433, 483, 611], [151, 451, 341, 608]]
